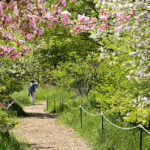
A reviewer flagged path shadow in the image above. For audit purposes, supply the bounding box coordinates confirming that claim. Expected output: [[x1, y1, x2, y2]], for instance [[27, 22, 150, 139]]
[[30, 143, 53, 149], [25, 112, 57, 119]]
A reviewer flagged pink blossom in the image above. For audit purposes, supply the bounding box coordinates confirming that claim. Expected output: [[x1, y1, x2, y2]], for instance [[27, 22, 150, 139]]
[[62, 0, 66, 7], [14, 52, 21, 58], [61, 18, 67, 26], [15, 52, 21, 58], [97, 26, 106, 32], [58, 0, 63, 5], [90, 23, 96, 29], [99, 0, 103, 3], [118, 22, 122, 26], [46, 12, 51, 19], [58, 0, 66, 7], [100, 14, 109, 23], [51, 4, 54, 9], [0, 4, 4, 18], [116, 12, 124, 21], [78, 14, 85, 22], [22, 46, 27, 56], [129, 9, 136, 15], [57, 7, 62, 16], [46, 12, 55, 22], [39, 27, 44, 35], [26, 0, 30, 4], [114, 26, 122, 32], [29, 17, 37, 31], [5, 13, 11, 23], [100, 9, 105, 13], [18, 40, 25, 44], [13, 1, 18, 10], [61, 11, 71, 17], [61, 11, 71, 26], [38, 4, 45, 13], [9, 47, 15, 52], [125, 15, 131, 21], [23, 46, 27, 51], [36, 40, 39, 44]]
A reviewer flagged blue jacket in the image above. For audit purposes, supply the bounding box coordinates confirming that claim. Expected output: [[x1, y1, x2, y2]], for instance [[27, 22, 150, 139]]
[[28, 83, 38, 95]]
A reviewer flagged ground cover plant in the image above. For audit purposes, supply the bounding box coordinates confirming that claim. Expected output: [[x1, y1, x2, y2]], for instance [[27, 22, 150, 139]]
[[0, 105, 29, 150], [0, 131, 29, 150]]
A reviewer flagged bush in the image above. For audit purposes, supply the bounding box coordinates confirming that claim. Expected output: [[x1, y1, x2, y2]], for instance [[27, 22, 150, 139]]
[[0, 132, 29, 150]]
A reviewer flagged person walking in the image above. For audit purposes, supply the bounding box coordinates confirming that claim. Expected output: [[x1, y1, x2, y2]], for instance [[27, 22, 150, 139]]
[[28, 80, 38, 105]]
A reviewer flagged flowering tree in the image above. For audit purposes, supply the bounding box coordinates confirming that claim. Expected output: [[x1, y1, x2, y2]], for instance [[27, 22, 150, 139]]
[[89, 0, 150, 125], [0, 0, 135, 58]]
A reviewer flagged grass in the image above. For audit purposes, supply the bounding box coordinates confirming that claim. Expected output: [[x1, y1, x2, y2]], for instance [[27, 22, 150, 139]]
[[0, 131, 29, 150], [46, 86, 150, 150], [12, 85, 52, 105]]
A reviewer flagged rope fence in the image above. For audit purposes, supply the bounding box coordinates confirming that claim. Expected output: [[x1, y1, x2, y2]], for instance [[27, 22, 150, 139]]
[[63, 101, 150, 133], [46, 97, 150, 150]]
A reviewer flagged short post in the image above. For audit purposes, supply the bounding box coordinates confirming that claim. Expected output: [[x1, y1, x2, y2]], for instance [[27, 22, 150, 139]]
[[102, 114, 104, 140], [66, 104, 68, 123], [140, 126, 143, 150], [54, 98, 56, 113], [80, 105, 83, 131], [60, 98, 62, 112], [62, 99, 64, 111], [46, 96, 48, 110]]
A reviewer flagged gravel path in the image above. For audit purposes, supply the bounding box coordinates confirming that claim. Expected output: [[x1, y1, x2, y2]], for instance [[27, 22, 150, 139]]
[[14, 103, 91, 150]]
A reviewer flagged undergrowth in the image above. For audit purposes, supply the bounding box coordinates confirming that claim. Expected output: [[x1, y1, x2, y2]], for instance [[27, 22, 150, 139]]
[[0, 131, 29, 150]]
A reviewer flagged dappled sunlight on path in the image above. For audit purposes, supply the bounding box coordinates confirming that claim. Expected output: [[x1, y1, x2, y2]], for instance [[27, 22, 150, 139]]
[[13, 103, 90, 150]]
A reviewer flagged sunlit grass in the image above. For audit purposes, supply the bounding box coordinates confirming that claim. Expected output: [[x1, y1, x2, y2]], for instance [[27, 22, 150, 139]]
[[12, 85, 52, 105]]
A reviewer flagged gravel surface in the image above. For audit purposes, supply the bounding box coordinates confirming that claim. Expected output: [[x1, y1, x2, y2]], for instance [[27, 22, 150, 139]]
[[13, 103, 91, 150]]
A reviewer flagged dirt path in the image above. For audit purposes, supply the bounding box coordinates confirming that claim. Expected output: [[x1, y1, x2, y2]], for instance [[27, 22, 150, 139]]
[[13, 103, 91, 150]]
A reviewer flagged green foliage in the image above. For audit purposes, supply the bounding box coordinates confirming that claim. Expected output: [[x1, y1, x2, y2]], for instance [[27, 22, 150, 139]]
[[0, 57, 25, 110], [0, 108, 17, 125], [0, 132, 29, 150]]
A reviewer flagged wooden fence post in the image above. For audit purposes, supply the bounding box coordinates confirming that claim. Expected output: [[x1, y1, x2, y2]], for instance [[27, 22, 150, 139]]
[[80, 106, 83, 131]]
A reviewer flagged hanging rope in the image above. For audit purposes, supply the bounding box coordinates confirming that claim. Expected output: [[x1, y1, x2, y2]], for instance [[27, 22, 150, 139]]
[[102, 113, 140, 130], [60, 100, 150, 134], [81, 106, 101, 116], [63, 102, 80, 110]]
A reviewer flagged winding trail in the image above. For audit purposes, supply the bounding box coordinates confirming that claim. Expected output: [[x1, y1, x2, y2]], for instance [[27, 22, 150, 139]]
[[13, 103, 91, 150]]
